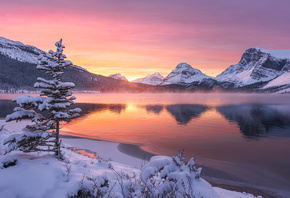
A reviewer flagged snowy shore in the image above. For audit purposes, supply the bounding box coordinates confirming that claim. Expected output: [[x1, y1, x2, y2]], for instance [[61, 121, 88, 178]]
[[0, 120, 281, 198], [61, 136, 289, 198]]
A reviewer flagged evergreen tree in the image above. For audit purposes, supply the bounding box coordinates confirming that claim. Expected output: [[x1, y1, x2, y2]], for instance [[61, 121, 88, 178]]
[[4, 39, 81, 159]]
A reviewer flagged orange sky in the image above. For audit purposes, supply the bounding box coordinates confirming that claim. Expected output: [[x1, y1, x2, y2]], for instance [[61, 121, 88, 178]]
[[1, 0, 290, 81]]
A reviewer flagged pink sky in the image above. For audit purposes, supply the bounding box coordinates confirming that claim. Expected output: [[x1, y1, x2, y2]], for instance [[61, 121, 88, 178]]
[[1, 0, 290, 81]]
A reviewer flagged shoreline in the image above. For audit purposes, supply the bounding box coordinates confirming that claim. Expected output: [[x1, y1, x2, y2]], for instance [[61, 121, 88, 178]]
[[60, 135, 289, 198], [1, 118, 287, 198], [118, 142, 287, 198]]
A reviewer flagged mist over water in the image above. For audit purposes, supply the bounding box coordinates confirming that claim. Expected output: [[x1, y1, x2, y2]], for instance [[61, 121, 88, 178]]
[[73, 93, 290, 105]]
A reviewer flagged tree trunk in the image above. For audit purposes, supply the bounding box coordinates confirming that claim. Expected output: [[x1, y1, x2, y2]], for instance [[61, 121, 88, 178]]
[[55, 120, 60, 159]]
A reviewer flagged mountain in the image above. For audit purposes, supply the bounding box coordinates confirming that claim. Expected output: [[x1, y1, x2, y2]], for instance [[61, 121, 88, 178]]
[[0, 37, 174, 93], [162, 63, 211, 85], [133, 72, 164, 85], [0, 37, 46, 64], [108, 73, 128, 81], [1, 37, 290, 93], [216, 47, 290, 88]]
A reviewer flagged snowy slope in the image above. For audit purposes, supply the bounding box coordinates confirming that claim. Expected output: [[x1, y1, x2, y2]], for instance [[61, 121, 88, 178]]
[[133, 72, 164, 85], [257, 47, 290, 59], [263, 71, 290, 89], [0, 37, 89, 73], [0, 37, 46, 64], [162, 63, 211, 85], [216, 48, 290, 87], [108, 73, 128, 81]]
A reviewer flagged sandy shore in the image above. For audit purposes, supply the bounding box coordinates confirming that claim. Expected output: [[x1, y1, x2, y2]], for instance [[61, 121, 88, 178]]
[[61, 136, 290, 198]]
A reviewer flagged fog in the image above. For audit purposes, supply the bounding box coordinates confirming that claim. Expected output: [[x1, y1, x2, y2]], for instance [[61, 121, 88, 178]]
[[73, 93, 290, 106], [1, 93, 290, 106]]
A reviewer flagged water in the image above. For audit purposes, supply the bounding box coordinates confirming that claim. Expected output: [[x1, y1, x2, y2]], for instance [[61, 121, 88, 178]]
[[1, 93, 290, 192]]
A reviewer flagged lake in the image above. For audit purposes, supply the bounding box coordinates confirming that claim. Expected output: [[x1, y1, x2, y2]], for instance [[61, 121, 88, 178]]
[[1, 93, 290, 194]]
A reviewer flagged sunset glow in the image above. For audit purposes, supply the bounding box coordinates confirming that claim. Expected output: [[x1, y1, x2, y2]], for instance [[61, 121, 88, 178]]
[[1, 0, 290, 80]]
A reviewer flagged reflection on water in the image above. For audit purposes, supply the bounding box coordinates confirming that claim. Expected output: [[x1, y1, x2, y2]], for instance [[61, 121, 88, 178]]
[[68, 148, 98, 159], [73, 103, 127, 116], [166, 104, 208, 124], [217, 104, 290, 138], [1, 100, 290, 139], [1, 95, 290, 187], [139, 105, 163, 115]]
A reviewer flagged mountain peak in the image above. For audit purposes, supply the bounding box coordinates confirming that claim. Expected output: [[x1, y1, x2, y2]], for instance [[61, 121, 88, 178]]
[[151, 72, 163, 77], [108, 73, 128, 81], [162, 63, 210, 85], [133, 72, 164, 85], [217, 47, 290, 87], [175, 62, 192, 69], [255, 47, 290, 59]]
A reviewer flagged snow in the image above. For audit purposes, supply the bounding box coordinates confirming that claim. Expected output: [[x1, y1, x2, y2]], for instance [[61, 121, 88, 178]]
[[133, 72, 164, 85], [108, 73, 128, 81], [263, 71, 290, 88], [0, 120, 263, 198], [61, 138, 145, 169], [0, 37, 45, 64], [256, 47, 290, 59], [162, 63, 211, 85], [12, 95, 45, 107], [215, 47, 289, 87], [5, 107, 44, 123]]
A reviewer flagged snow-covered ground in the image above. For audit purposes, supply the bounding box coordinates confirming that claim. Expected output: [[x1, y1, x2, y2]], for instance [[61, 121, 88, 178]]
[[0, 120, 263, 198]]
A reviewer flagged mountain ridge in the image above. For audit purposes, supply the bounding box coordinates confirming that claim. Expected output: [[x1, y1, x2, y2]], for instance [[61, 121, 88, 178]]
[[0, 37, 173, 93], [1, 37, 290, 93]]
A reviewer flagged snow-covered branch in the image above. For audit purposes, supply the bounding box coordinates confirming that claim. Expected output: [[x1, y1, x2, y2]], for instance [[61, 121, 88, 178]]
[[5, 107, 44, 123]]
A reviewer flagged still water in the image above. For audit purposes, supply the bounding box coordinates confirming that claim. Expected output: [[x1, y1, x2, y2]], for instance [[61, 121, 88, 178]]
[[1, 93, 290, 191]]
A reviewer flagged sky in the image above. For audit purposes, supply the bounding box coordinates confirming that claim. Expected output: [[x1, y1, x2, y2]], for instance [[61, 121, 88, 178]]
[[1, 0, 290, 81]]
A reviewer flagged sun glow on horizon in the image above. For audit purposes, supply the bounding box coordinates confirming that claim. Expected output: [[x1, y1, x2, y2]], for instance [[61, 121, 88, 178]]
[[1, 0, 290, 80]]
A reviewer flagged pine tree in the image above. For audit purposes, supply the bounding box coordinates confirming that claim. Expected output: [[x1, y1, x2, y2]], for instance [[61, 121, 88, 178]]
[[5, 39, 81, 159]]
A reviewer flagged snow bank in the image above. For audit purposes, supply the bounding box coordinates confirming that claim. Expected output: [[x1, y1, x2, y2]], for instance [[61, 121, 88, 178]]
[[0, 120, 263, 198]]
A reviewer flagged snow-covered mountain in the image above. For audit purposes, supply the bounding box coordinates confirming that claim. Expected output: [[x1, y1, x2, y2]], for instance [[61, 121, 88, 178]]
[[133, 72, 164, 85], [0, 37, 166, 92], [1, 36, 290, 93], [216, 47, 290, 87], [0, 37, 46, 64], [162, 63, 211, 85], [108, 73, 128, 81], [0, 37, 88, 73]]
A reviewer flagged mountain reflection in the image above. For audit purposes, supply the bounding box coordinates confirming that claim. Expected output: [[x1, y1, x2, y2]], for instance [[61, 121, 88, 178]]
[[1, 100, 290, 138], [217, 104, 290, 138], [0, 102, 127, 119], [139, 105, 163, 114], [166, 104, 208, 125], [74, 103, 127, 115]]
